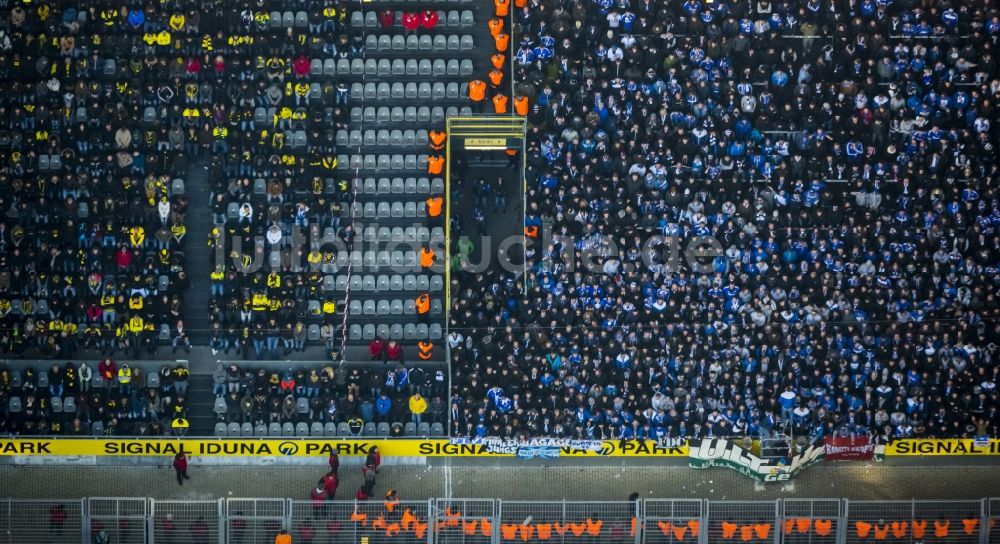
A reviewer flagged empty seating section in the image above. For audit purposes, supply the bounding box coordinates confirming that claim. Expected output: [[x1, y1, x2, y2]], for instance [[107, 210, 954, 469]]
[[210, 364, 446, 437], [206, 0, 457, 360], [0, 362, 191, 436]]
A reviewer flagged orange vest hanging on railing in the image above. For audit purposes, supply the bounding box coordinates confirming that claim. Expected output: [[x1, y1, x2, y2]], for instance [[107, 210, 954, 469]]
[[519, 524, 535, 542], [796, 518, 811, 533], [890, 521, 908, 538], [934, 520, 950, 538], [535, 523, 552, 540], [500, 523, 518, 540], [568, 522, 586, 537], [463, 519, 478, 535], [371, 515, 387, 531], [855, 521, 872, 538], [673, 524, 689, 541], [755, 523, 771, 539], [630, 517, 638, 537], [445, 507, 461, 527], [386, 523, 401, 537], [739, 525, 754, 542], [585, 518, 602, 536], [480, 518, 493, 537], [401, 509, 415, 531], [413, 521, 428, 539], [911, 519, 927, 539], [351, 510, 368, 526], [783, 519, 795, 535], [657, 521, 673, 536], [688, 519, 700, 536], [872, 523, 889, 540], [814, 519, 832, 536], [963, 517, 979, 535], [721, 521, 738, 539]]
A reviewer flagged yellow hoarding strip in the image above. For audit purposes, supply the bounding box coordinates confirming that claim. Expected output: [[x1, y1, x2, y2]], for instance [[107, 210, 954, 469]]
[[0, 438, 688, 458], [883, 439, 1000, 456]]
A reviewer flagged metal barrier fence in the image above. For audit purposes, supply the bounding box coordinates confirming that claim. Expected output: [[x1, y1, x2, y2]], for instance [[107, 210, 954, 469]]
[[433, 499, 496, 544], [1, 497, 998, 543], [86, 497, 148, 544], [989, 498, 1000, 544], [288, 498, 430, 544], [150, 500, 222, 544], [844, 500, 984, 544], [641, 499, 703, 544]]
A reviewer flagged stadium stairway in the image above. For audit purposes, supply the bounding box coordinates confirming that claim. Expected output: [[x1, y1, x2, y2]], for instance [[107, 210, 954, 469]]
[[182, 159, 213, 344], [185, 373, 217, 435]]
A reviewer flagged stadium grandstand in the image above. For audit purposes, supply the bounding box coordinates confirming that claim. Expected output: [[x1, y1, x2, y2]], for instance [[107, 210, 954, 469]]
[[1, 0, 1000, 540]]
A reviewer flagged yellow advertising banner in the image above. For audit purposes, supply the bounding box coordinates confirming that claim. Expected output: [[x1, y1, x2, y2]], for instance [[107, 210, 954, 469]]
[[0, 438, 688, 458], [884, 439, 1000, 456]]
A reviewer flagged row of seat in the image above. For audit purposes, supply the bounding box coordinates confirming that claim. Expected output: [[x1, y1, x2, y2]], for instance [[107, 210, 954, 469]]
[[343, 200, 430, 219], [214, 420, 445, 438], [313, 224, 443, 244], [350, 176, 445, 194], [365, 33, 474, 52], [312, 55, 475, 78], [348, 322, 444, 341], [329, 274, 444, 292], [335, 154, 431, 173], [350, 105, 472, 126], [351, 9, 475, 29]]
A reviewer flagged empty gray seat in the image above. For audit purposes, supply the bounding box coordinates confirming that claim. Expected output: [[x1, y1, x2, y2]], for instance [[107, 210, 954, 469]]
[[91, 421, 104, 435], [242, 422, 254, 436], [377, 422, 391, 436], [363, 422, 377, 436], [214, 397, 227, 415], [430, 323, 443, 340], [296, 397, 309, 414], [431, 422, 445, 436], [460, 10, 473, 25], [432, 83, 446, 100], [338, 422, 353, 436], [8, 396, 21, 413], [448, 35, 460, 50], [460, 59, 474, 75], [214, 422, 228, 437], [434, 35, 448, 50], [404, 323, 417, 339], [418, 59, 432, 75], [433, 59, 447, 76], [282, 422, 295, 436], [324, 422, 338, 437], [255, 424, 268, 437], [296, 422, 309, 436], [404, 422, 417, 436], [447, 11, 460, 26], [461, 35, 474, 49], [393, 35, 406, 50], [63, 396, 76, 413], [269, 422, 282, 436], [229, 422, 241, 436], [311, 422, 324, 437], [417, 422, 431, 436], [419, 35, 432, 50]]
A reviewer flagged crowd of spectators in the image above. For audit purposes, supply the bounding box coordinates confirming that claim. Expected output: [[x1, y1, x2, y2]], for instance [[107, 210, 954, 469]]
[[448, 0, 1000, 442], [211, 363, 448, 434], [0, 361, 191, 435], [0, 0, 201, 359], [203, 0, 358, 361]]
